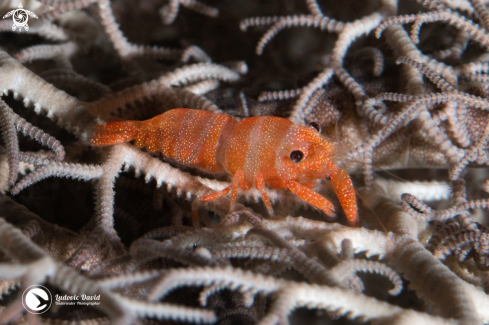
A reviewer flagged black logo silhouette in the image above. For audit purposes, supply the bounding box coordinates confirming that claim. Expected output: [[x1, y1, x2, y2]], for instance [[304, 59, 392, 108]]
[[22, 285, 52, 314], [32, 292, 48, 308]]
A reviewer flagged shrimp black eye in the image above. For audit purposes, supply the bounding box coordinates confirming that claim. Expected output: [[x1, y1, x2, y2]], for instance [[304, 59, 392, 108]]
[[308, 121, 321, 133], [290, 150, 304, 163]]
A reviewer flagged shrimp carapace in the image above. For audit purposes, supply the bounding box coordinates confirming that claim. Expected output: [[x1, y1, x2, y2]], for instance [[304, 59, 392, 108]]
[[89, 108, 358, 227]]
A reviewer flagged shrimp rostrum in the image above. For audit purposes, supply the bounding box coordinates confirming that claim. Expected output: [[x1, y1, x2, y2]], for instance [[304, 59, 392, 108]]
[[89, 109, 358, 226]]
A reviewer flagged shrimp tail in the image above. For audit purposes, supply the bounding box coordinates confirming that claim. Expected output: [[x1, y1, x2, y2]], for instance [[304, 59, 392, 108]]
[[87, 119, 142, 146]]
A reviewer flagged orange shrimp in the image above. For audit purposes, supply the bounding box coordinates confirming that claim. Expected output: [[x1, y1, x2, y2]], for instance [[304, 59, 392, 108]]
[[89, 109, 358, 227]]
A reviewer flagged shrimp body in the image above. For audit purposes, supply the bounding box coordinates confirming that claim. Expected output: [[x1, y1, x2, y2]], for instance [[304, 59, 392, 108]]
[[90, 109, 358, 226]]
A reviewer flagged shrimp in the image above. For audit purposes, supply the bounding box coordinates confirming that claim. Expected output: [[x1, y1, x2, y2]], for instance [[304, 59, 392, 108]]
[[89, 108, 358, 227]]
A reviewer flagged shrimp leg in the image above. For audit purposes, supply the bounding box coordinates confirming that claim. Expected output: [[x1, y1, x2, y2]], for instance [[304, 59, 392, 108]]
[[329, 167, 358, 227], [283, 180, 335, 218], [191, 170, 245, 227], [254, 172, 273, 216]]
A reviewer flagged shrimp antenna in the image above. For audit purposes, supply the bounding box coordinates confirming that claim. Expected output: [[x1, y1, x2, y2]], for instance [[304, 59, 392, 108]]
[[353, 187, 388, 233], [342, 156, 409, 183]]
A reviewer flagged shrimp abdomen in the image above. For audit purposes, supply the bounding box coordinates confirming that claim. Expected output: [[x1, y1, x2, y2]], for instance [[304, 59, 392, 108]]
[[90, 109, 236, 173]]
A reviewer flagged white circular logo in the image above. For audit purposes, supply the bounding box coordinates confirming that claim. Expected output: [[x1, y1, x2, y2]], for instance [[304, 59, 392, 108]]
[[2, 3, 38, 32], [22, 285, 52, 314]]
